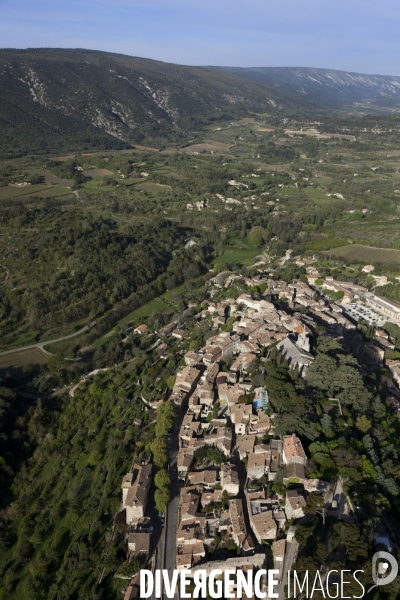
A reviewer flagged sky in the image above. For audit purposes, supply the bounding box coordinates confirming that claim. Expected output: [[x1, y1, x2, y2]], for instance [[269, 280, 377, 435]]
[[1, 0, 400, 75]]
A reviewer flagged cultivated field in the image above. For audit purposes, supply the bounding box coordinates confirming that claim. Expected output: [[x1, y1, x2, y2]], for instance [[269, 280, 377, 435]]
[[27, 169, 73, 186], [26, 188, 74, 199], [0, 348, 48, 379], [0, 184, 49, 199], [52, 153, 93, 161], [132, 144, 159, 152], [181, 140, 232, 154], [326, 244, 400, 264], [83, 168, 113, 177], [133, 182, 172, 192], [213, 246, 261, 267], [284, 129, 356, 142]]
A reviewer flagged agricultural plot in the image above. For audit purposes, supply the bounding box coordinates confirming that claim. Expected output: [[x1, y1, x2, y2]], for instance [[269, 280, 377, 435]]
[[98, 298, 170, 341], [161, 171, 185, 180], [181, 140, 232, 154], [120, 298, 168, 325], [284, 129, 356, 142], [304, 186, 334, 204], [335, 220, 400, 248], [275, 187, 299, 196], [83, 168, 113, 177], [313, 176, 332, 185], [0, 348, 48, 379], [213, 245, 261, 267], [326, 244, 400, 265], [207, 125, 252, 143], [52, 153, 94, 161], [27, 169, 73, 186], [26, 188, 74, 199], [133, 182, 172, 193], [0, 184, 49, 199]]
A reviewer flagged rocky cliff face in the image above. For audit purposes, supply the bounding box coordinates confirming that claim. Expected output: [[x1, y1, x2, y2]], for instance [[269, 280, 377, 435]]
[[212, 66, 400, 110]]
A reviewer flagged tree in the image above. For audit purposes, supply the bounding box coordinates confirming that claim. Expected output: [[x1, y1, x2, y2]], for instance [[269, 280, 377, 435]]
[[151, 439, 168, 469], [154, 469, 170, 490], [47, 353, 65, 374], [155, 488, 170, 513], [308, 441, 330, 466], [155, 401, 176, 437], [206, 446, 226, 466], [166, 376, 176, 390], [303, 492, 324, 515], [315, 335, 342, 354], [361, 458, 377, 480], [320, 414, 333, 436], [306, 353, 371, 412], [356, 415, 372, 434], [332, 522, 368, 563], [247, 226, 266, 249], [224, 316, 236, 332]]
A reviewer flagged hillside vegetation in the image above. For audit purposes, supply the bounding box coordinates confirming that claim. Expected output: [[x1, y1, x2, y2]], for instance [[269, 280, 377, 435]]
[[0, 49, 305, 158], [213, 66, 400, 111], [1, 52, 400, 599]]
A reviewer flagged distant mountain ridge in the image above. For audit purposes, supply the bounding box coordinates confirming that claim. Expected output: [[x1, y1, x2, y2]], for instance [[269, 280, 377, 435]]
[[2, 49, 400, 159], [0, 48, 303, 158], [211, 66, 400, 110]]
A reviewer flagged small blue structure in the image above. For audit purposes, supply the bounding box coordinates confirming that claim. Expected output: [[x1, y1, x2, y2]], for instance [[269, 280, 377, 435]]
[[253, 399, 263, 409]]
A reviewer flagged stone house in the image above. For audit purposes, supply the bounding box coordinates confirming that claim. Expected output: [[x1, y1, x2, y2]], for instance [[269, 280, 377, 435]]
[[221, 462, 240, 495], [283, 434, 307, 466], [122, 464, 152, 525], [285, 490, 306, 519], [247, 449, 270, 480], [127, 532, 151, 558], [247, 494, 277, 542]]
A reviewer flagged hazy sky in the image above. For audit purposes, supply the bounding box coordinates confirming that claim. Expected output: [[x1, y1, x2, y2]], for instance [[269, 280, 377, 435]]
[[1, 0, 399, 74]]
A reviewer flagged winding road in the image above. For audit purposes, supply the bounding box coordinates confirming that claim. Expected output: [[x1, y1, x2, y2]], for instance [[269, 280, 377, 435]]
[[0, 325, 90, 357]]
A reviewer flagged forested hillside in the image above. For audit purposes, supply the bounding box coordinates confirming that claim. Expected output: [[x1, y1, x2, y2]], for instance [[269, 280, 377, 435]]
[[0, 49, 305, 158], [0, 364, 177, 599], [0, 203, 191, 333]]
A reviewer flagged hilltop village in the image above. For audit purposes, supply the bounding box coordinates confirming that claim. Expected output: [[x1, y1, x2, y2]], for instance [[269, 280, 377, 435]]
[[119, 266, 400, 599]]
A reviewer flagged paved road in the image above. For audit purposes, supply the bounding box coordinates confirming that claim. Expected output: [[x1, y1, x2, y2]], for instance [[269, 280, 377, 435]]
[[278, 541, 298, 599], [151, 411, 182, 600], [151, 526, 166, 600], [327, 477, 352, 521], [163, 411, 182, 600], [0, 325, 90, 357], [164, 450, 179, 600]]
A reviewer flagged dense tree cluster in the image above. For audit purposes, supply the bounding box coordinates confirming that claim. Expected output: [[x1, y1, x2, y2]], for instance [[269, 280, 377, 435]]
[[0, 202, 205, 347], [0, 368, 151, 599]]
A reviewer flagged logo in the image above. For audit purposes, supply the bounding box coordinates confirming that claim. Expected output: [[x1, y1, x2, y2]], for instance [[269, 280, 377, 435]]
[[371, 551, 398, 586]]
